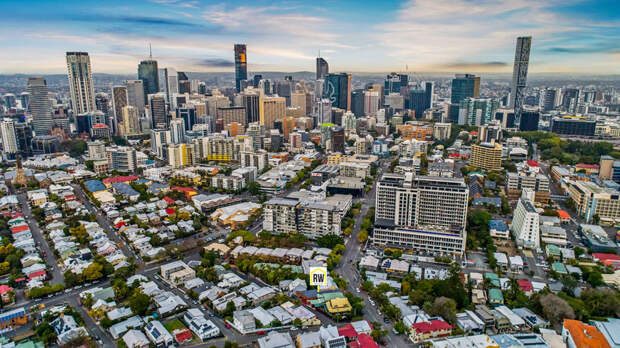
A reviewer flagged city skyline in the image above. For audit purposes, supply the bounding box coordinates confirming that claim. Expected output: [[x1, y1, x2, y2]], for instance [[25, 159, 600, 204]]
[[0, 0, 618, 74]]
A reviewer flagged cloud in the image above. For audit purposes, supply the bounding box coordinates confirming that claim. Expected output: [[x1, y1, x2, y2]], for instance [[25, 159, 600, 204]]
[[436, 61, 509, 70], [196, 58, 235, 68]]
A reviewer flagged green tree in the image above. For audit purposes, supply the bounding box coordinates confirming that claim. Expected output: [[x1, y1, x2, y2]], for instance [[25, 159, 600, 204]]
[[316, 234, 344, 248], [129, 291, 151, 315]]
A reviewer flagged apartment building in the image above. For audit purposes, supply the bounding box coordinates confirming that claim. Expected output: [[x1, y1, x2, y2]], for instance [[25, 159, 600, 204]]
[[372, 173, 468, 256], [240, 150, 269, 171], [566, 180, 620, 225], [263, 198, 299, 235], [206, 134, 235, 162], [106, 146, 137, 173], [160, 261, 196, 285], [168, 143, 192, 168], [511, 194, 540, 249], [470, 142, 502, 171], [505, 172, 550, 203]]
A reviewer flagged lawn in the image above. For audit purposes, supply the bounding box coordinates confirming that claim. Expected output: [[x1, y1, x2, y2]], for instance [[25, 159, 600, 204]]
[[164, 318, 186, 332]]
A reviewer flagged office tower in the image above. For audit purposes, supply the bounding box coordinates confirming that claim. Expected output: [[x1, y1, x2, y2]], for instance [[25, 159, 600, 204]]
[[350, 90, 364, 118], [511, 192, 540, 249], [169, 118, 185, 144], [179, 80, 191, 94], [384, 73, 407, 95], [3, 94, 16, 109], [234, 44, 248, 92], [373, 173, 468, 255], [323, 73, 351, 110], [125, 80, 146, 117], [562, 88, 580, 113], [217, 106, 246, 127], [252, 74, 262, 88], [519, 108, 539, 131], [95, 93, 110, 125], [540, 88, 558, 112], [242, 93, 260, 124], [164, 67, 179, 102], [509, 36, 532, 125], [149, 93, 167, 129], [27, 77, 53, 136], [106, 146, 137, 172], [316, 57, 329, 80], [205, 134, 235, 161], [342, 111, 356, 131], [150, 129, 170, 159], [0, 120, 18, 157], [550, 117, 595, 136], [409, 89, 427, 119], [317, 99, 332, 124], [471, 142, 502, 171], [459, 98, 499, 126], [260, 96, 286, 129], [450, 74, 480, 122], [138, 59, 159, 103], [290, 93, 306, 115], [119, 106, 140, 136], [424, 82, 434, 109], [206, 94, 231, 117], [75, 112, 93, 134], [111, 86, 128, 134], [331, 126, 345, 153], [363, 91, 380, 116], [66, 52, 95, 114], [31, 135, 60, 154], [177, 107, 196, 131], [19, 92, 30, 113], [14, 123, 32, 156]]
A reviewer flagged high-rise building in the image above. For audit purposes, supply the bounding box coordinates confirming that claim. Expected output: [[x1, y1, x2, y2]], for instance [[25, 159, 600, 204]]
[[168, 143, 192, 168], [331, 126, 345, 153], [323, 73, 351, 110], [119, 106, 140, 136], [252, 74, 262, 88], [149, 93, 167, 129], [19, 92, 30, 113], [66, 52, 96, 114], [290, 93, 307, 115], [150, 129, 170, 160], [14, 123, 32, 156], [450, 74, 480, 122], [87, 141, 106, 161], [509, 36, 532, 125], [540, 88, 559, 112], [138, 59, 159, 103], [0, 120, 18, 157], [511, 192, 540, 249], [177, 107, 196, 131], [234, 44, 248, 92], [316, 57, 329, 80], [458, 98, 499, 126], [424, 82, 434, 110], [106, 146, 137, 172], [111, 86, 128, 135], [470, 142, 503, 171], [95, 93, 110, 126], [519, 108, 539, 131], [217, 106, 246, 127], [27, 77, 53, 136], [164, 67, 178, 103], [169, 118, 185, 144], [317, 99, 332, 124], [242, 92, 260, 124], [372, 173, 469, 255], [409, 89, 427, 119], [550, 116, 595, 136], [125, 80, 145, 117], [351, 90, 364, 118], [363, 91, 380, 116], [384, 73, 408, 95], [260, 96, 286, 129]]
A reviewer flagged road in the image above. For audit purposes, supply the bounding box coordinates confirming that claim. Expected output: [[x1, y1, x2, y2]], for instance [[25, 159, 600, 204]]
[[71, 184, 142, 269], [13, 192, 64, 286]]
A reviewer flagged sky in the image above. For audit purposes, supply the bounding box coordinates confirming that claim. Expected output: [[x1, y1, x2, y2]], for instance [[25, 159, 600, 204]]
[[0, 0, 618, 75]]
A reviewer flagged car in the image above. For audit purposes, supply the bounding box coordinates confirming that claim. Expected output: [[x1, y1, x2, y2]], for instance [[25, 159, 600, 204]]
[[225, 323, 231, 329], [257, 330, 265, 335]]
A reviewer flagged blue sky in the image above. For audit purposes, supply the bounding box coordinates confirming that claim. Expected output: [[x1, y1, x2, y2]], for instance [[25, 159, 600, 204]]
[[0, 0, 618, 74]]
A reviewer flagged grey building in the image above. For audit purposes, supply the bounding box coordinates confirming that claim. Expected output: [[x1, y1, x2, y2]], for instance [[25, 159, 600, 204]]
[[510, 36, 532, 125]]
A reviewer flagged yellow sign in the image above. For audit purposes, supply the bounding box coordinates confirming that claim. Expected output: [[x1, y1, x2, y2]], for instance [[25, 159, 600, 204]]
[[310, 267, 328, 293]]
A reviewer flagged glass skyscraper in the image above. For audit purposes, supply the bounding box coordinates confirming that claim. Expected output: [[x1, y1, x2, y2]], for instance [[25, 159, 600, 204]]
[[27, 77, 53, 136], [138, 59, 159, 103], [234, 44, 248, 92], [316, 57, 329, 80], [450, 74, 480, 122], [510, 36, 532, 126], [66, 51, 96, 114], [323, 73, 351, 110]]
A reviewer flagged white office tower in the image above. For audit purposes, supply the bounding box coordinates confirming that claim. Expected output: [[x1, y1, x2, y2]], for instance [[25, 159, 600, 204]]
[[125, 80, 146, 117], [66, 52, 96, 114], [0, 119, 18, 156], [169, 118, 185, 144], [164, 67, 179, 103], [511, 189, 540, 249], [372, 173, 469, 256], [317, 99, 332, 124], [150, 129, 170, 160], [364, 90, 380, 116]]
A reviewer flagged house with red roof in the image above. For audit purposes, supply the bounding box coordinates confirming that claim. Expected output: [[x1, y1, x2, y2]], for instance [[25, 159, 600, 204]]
[[171, 186, 198, 199], [11, 225, 31, 239], [557, 210, 571, 223], [28, 270, 46, 282], [338, 324, 358, 340], [410, 319, 453, 343], [172, 328, 192, 344], [526, 160, 539, 167], [349, 333, 380, 348], [163, 196, 176, 205], [575, 163, 600, 175], [102, 176, 139, 188], [518, 279, 534, 295], [165, 208, 176, 216], [0, 285, 13, 304]]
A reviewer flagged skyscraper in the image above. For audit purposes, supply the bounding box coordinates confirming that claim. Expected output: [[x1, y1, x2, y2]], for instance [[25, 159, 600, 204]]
[[0, 119, 18, 158], [509, 36, 532, 125], [125, 80, 145, 117], [164, 67, 178, 103], [112, 86, 128, 134], [351, 90, 364, 118], [409, 89, 427, 119], [323, 73, 351, 110], [316, 57, 329, 80], [95, 93, 110, 126], [66, 52, 96, 114], [424, 82, 434, 109], [27, 77, 53, 136], [234, 44, 248, 92], [450, 74, 480, 122], [243, 93, 260, 124], [149, 93, 167, 129], [138, 59, 159, 103]]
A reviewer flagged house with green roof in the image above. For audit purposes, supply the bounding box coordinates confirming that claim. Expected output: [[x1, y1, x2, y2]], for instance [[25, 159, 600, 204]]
[[485, 272, 500, 287], [551, 262, 568, 275], [488, 288, 504, 306]]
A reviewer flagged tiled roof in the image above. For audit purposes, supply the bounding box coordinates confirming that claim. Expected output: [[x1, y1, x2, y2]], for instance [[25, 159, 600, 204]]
[[412, 319, 452, 333], [564, 319, 610, 348], [102, 176, 138, 184]]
